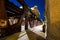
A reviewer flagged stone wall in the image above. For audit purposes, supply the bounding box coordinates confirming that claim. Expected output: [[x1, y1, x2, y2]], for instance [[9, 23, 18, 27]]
[[46, 0, 60, 40], [0, 0, 7, 19], [0, 0, 8, 27]]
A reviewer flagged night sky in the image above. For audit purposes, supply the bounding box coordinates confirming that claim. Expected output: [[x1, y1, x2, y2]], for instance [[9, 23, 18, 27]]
[[9, 0, 45, 21]]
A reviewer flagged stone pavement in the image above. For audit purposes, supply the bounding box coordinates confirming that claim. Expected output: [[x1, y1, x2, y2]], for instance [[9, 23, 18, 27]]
[[17, 24, 46, 40], [18, 31, 29, 40], [18, 30, 45, 40]]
